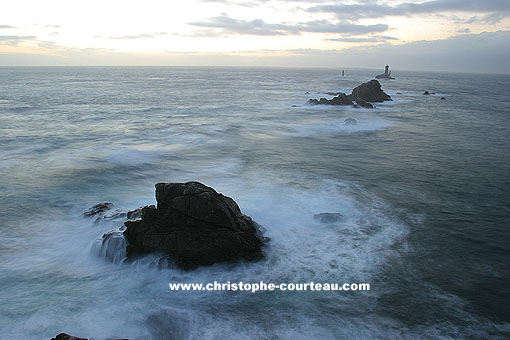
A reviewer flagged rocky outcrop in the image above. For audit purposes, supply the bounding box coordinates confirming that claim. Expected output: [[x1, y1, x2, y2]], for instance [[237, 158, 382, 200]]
[[84, 203, 126, 222], [307, 79, 391, 106], [123, 182, 266, 270], [83, 203, 114, 217], [348, 80, 391, 102], [51, 334, 129, 340], [51, 334, 87, 340], [355, 98, 374, 109], [126, 206, 150, 220], [423, 91, 430, 95], [307, 92, 352, 106]]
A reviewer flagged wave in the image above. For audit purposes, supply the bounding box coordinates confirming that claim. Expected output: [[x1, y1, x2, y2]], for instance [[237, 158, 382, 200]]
[[91, 226, 128, 264], [287, 116, 394, 137]]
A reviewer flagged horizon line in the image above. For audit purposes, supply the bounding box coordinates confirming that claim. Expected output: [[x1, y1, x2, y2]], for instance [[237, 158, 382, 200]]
[[0, 65, 509, 76]]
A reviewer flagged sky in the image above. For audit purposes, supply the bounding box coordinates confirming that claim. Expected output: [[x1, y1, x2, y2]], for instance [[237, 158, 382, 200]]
[[1, 0, 509, 73]]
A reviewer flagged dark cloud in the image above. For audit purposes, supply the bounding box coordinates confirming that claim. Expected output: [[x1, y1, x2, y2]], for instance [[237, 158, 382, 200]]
[[190, 15, 297, 35], [466, 12, 509, 24], [310, 0, 510, 22], [299, 20, 388, 35], [334, 30, 510, 74], [381, 35, 399, 40], [189, 15, 388, 36]]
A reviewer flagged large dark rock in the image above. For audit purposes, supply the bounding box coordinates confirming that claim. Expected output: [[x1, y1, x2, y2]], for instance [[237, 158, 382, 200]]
[[126, 205, 151, 220], [51, 334, 87, 340], [355, 98, 374, 109], [123, 182, 266, 269], [348, 80, 391, 102], [329, 93, 353, 105], [307, 80, 390, 105]]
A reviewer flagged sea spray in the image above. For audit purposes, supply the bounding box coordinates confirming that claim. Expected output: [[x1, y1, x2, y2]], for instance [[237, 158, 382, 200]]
[[92, 226, 128, 264]]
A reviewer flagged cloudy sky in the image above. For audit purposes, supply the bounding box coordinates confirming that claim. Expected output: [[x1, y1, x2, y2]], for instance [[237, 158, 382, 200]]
[[1, 0, 509, 72]]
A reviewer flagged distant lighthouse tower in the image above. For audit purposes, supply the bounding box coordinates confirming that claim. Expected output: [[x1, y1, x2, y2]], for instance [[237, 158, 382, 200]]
[[375, 65, 395, 79]]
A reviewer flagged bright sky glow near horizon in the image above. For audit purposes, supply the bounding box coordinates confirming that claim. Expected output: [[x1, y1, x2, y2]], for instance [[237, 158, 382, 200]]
[[1, 0, 510, 72]]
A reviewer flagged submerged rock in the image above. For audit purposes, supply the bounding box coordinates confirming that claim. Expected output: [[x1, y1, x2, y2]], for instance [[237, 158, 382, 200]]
[[344, 117, 357, 126], [123, 182, 266, 270], [355, 98, 374, 109], [348, 80, 391, 102], [83, 203, 114, 217], [84, 203, 126, 222], [314, 213, 343, 223]]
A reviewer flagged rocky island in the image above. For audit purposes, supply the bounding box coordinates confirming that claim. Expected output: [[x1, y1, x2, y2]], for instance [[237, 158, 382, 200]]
[[307, 79, 391, 107], [93, 182, 267, 270]]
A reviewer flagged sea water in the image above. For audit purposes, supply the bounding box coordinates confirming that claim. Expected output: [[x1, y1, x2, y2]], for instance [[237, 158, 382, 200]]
[[0, 67, 509, 339]]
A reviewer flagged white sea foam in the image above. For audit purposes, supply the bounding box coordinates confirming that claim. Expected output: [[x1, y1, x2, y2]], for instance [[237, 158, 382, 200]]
[[1, 161, 499, 340], [70, 172, 415, 339], [91, 226, 128, 264], [76, 174, 408, 339]]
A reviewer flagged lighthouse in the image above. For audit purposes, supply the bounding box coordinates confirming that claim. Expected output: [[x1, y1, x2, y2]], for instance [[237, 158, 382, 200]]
[[375, 65, 395, 79]]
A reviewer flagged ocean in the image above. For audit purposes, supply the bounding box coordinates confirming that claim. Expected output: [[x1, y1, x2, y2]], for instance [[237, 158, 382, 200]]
[[0, 66, 509, 339]]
